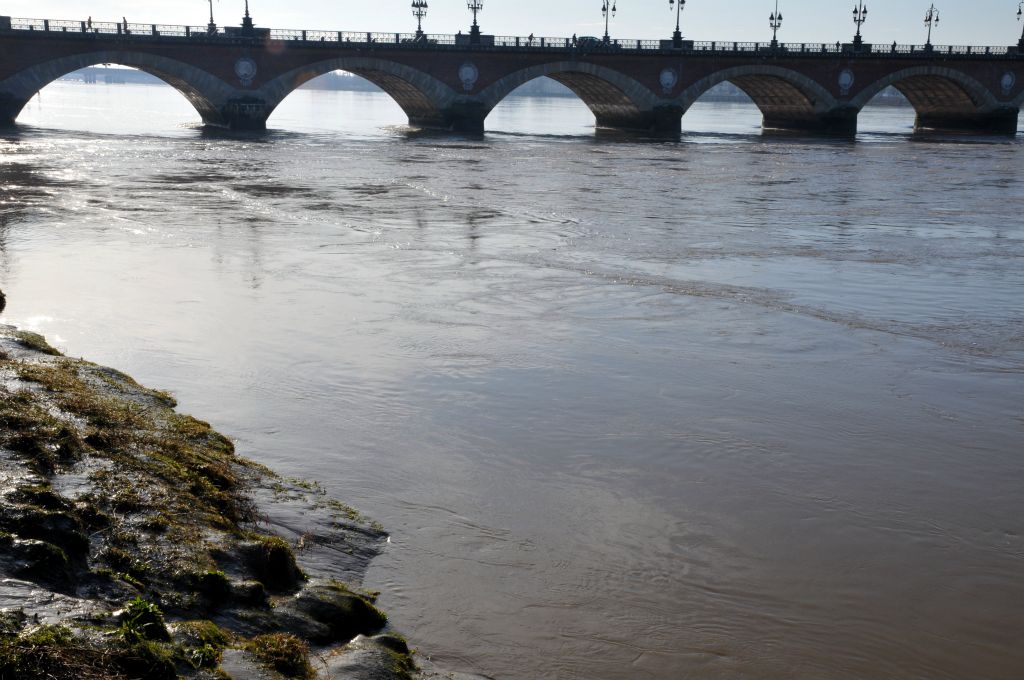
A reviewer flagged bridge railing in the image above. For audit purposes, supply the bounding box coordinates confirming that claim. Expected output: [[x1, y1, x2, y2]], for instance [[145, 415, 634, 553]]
[[3, 17, 1020, 59]]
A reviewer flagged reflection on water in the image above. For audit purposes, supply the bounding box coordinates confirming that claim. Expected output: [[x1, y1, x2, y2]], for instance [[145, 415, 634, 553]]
[[3, 82, 1024, 679]]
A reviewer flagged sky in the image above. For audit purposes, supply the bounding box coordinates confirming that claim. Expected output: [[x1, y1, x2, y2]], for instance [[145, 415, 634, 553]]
[[4, 1, 1023, 46]]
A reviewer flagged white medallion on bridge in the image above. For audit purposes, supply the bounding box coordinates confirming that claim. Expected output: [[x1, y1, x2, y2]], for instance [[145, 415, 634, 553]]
[[234, 58, 258, 87], [1001, 72, 1016, 96], [838, 69, 855, 96], [459, 62, 479, 91], [659, 68, 679, 94]]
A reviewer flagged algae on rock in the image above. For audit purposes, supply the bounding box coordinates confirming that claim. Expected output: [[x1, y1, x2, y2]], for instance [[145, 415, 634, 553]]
[[0, 323, 416, 679]]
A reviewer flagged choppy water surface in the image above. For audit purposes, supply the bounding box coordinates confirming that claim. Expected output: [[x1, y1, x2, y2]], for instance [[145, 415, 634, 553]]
[[3, 81, 1024, 679]]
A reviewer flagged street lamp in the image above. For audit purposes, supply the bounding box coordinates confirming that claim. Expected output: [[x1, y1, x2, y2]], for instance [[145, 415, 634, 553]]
[[852, 2, 868, 49], [1018, 1, 1024, 49], [924, 3, 939, 49], [207, 0, 217, 35], [669, 0, 686, 48], [467, 1, 483, 42], [241, 0, 254, 34], [602, 0, 618, 44], [769, 0, 783, 48], [667, 0, 684, 47], [412, 0, 428, 39]]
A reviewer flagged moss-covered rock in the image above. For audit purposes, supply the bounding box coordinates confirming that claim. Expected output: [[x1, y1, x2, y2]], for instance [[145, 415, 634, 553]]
[[245, 633, 314, 679], [238, 535, 306, 594], [285, 582, 388, 644], [0, 323, 410, 680]]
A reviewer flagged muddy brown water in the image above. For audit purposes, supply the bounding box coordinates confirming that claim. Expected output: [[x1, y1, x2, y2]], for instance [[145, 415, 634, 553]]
[[2, 81, 1024, 679]]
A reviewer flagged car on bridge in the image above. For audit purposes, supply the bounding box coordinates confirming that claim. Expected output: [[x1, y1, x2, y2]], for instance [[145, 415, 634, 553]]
[[576, 36, 622, 50]]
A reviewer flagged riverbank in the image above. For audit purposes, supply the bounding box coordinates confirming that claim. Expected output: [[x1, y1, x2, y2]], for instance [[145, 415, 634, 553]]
[[0, 319, 416, 679]]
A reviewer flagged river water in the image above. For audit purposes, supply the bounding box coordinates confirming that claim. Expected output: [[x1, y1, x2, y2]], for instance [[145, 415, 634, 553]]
[[2, 80, 1023, 679]]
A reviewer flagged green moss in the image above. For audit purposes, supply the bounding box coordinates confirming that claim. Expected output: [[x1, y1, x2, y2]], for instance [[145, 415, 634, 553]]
[[0, 390, 86, 475], [11, 330, 61, 356], [20, 625, 74, 647], [119, 598, 170, 643], [119, 572, 147, 591], [101, 547, 149, 583], [116, 640, 176, 680], [245, 633, 314, 679], [175, 620, 231, 669], [177, 620, 231, 649], [139, 513, 171, 534], [383, 647, 418, 679], [196, 569, 231, 603], [241, 535, 305, 593], [11, 484, 70, 511]]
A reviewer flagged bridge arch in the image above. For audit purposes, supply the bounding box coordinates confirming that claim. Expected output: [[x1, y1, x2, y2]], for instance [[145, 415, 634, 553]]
[[849, 66, 1014, 133], [675, 65, 840, 131], [0, 51, 235, 126], [257, 57, 461, 129], [477, 62, 661, 130], [849, 66, 998, 114]]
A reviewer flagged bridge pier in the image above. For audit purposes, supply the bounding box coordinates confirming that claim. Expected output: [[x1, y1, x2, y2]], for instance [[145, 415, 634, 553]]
[[761, 107, 859, 137], [0, 93, 23, 127], [592, 105, 684, 135], [915, 108, 1020, 135], [217, 98, 271, 131], [427, 101, 487, 134]]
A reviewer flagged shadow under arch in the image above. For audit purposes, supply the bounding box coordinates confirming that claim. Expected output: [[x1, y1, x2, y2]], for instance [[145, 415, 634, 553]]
[[257, 57, 461, 129], [675, 65, 841, 132], [849, 66, 1013, 133], [476, 62, 662, 130], [0, 51, 236, 126]]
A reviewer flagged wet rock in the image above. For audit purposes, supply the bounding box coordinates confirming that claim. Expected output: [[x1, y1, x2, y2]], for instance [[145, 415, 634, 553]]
[[0, 536, 75, 590], [322, 635, 416, 680], [220, 647, 287, 680], [112, 642, 178, 680], [228, 579, 269, 607], [0, 507, 89, 561], [229, 603, 333, 644], [278, 582, 388, 645], [238, 537, 305, 594]]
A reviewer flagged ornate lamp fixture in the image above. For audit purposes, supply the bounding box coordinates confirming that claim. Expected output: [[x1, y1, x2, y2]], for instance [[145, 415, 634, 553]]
[[852, 2, 868, 49], [924, 3, 940, 49], [669, 0, 686, 48], [602, 0, 618, 44], [769, 0, 783, 48], [413, 0, 428, 39]]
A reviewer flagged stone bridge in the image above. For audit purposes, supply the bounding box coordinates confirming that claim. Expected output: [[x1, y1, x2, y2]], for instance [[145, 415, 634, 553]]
[[1, 14, 1022, 136]]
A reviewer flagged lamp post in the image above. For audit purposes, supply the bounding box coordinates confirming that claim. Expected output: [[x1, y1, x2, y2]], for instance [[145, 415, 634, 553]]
[[467, 1, 483, 42], [602, 0, 618, 44], [207, 0, 217, 35], [852, 2, 867, 49], [669, 0, 686, 48], [412, 0, 428, 39], [924, 3, 939, 49], [1018, 2, 1023, 50], [769, 0, 783, 48], [241, 0, 254, 35]]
